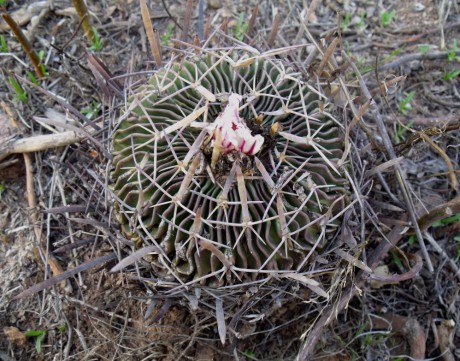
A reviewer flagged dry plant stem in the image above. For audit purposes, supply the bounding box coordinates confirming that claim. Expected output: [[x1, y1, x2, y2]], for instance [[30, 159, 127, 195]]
[[353, 75, 405, 105], [369, 314, 426, 359], [293, 0, 318, 45], [424, 232, 460, 281], [384, 114, 459, 127], [267, 13, 280, 46], [438, 0, 447, 49], [0, 2, 51, 32], [419, 133, 458, 191], [86, 53, 123, 100], [0, 131, 84, 162], [0, 7, 44, 78], [219, 17, 227, 34], [140, 0, 162, 67], [378, 50, 460, 71], [13, 253, 117, 300], [316, 37, 339, 76], [23, 153, 66, 284], [395, 124, 460, 155], [161, 0, 183, 30], [197, 0, 204, 40], [247, 4, 258, 37], [436, 320, 456, 361], [0, 106, 56, 273], [20, 76, 101, 131], [368, 253, 423, 282], [71, 0, 96, 44], [418, 196, 460, 231], [181, 0, 194, 45], [203, 15, 211, 41], [342, 50, 434, 273], [19, 76, 110, 158]]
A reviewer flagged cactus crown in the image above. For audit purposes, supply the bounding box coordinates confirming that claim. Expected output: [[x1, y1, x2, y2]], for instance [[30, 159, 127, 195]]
[[111, 50, 346, 287]]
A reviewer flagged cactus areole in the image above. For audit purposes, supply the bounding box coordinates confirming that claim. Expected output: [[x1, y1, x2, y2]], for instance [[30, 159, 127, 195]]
[[111, 53, 346, 286]]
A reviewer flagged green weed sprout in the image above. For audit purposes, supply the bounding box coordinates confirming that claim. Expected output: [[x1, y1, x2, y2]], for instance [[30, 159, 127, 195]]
[[357, 12, 366, 31], [23, 325, 65, 354], [399, 91, 415, 115], [36, 49, 48, 76], [380, 10, 396, 27], [24, 330, 47, 353], [161, 23, 174, 45], [432, 213, 460, 227], [432, 213, 460, 260], [394, 120, 414, 144], [81, 99, 102, 119], [443, 40, 460, 80], [418, 44, 430, 53], [89, 26, 103, 51], [9, 76, 27, 103], [447, 39, 459, 62], [0, 34, 7, 52], [228, 14, 249, 41], [26, 71, 39, 85], [444, 70, 460, 81], [235, 13, 249, 40], [342, 11, 351, 31]]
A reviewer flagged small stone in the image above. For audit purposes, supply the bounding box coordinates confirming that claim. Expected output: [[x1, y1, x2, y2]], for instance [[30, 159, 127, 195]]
[[208, 0, 222, 9], [414, 3, 425, 11]]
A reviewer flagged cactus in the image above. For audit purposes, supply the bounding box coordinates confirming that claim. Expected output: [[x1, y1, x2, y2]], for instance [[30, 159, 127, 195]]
[[111, 51, 346, 286]]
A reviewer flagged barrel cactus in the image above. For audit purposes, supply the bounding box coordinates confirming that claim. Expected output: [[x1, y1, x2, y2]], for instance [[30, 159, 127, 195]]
[[111, 51, 346, 287]]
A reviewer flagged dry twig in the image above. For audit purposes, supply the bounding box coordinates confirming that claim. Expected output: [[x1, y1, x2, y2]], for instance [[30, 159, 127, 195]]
[[0, 132, 84, 162], [369, 313, 426, 359], [1, 6, 45, 78], [418, 196, 460, 231], [140, 0, 162, 67], [23, 153, 68, 288], [71, 0, 96, 45], [342, 50, 434, 273], [378, 50, 460, 71]]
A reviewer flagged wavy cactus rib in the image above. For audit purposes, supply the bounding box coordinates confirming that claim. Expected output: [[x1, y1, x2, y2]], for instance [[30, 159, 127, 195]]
[[111, 51, 346, 286]]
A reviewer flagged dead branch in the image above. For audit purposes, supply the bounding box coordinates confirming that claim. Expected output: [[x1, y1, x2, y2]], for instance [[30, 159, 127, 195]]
[[140, 0, 162, 67], [23, 152, 68, 290], [378, 50, 460, 71], [0, 131, 84, 162], [418, 196, 460, 231], [369, 313, 426, 359], [423, 232, 460, 282]]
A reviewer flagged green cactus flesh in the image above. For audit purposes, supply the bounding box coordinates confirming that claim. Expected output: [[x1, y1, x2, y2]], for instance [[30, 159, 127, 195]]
[[111, 54, 346, 286]]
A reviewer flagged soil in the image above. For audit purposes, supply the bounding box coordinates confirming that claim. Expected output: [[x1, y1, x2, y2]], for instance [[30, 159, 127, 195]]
[[1, 0, 459, 360]]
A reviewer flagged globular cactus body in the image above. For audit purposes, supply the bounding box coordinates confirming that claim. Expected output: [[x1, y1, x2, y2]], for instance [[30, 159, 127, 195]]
[[111, 52, 346, 286]]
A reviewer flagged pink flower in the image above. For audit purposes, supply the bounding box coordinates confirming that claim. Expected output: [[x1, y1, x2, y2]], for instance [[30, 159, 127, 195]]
[[207, 94, 264, 156]]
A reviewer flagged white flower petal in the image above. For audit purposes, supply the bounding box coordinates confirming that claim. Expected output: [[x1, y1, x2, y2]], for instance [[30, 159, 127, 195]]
[[207, 93, 264, 156]]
